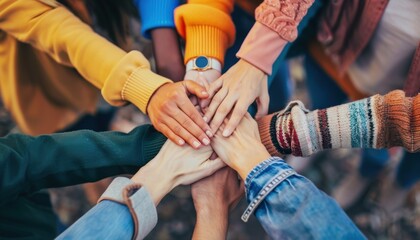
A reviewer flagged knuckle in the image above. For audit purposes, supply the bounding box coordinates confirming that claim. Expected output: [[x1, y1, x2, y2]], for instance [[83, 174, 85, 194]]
[[172, 125, 182, 134]]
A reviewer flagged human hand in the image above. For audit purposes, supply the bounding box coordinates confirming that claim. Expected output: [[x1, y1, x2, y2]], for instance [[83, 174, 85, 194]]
[[202, 59, 269, 137], [184, 69, 221, 107], [212, 114, 271, 180], [132, 140, 225, 205], [147, 80, 213, 149], [191, 167, 244, 240], [192, 167, 243, 213]]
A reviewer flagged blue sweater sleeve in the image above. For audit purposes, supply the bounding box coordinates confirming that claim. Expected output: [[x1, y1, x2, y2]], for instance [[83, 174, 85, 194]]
[[135, 0, 180, 39]]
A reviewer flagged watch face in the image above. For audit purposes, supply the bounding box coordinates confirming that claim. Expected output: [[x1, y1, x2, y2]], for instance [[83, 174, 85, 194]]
[[195, 56, 209, 69]]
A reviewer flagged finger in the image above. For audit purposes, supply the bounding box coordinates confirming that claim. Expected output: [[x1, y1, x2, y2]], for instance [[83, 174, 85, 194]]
[[223, 100, 251, 137], [200, 158, 226, 177], [157, 123, 185, 146], [255, 90, 270, 120], [200, 78, 223, 109], [202, 88, 228, 124], [164, 116, 202, 149], [209, 93, 237, 134], [189, 95, 199, 106], [183, 80, 209, 99], [178, 97, 213, 138]]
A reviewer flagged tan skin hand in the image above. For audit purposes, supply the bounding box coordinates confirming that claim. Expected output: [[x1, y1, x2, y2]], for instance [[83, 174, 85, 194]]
[[202, 59, 269, 137], [192, 167, 244, 212], [211, 114, 271, 180], [185, 69, 221, 112], [147, 80, 213, 149]]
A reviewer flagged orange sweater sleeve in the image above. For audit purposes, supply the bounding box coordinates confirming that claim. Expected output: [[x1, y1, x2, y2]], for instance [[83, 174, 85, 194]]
[[174, 0, 236, 65], [0, 0, 171, 113]]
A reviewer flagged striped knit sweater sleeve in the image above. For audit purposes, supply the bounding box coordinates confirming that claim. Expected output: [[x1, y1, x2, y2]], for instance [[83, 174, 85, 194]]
[[258, 90, 420, 157]]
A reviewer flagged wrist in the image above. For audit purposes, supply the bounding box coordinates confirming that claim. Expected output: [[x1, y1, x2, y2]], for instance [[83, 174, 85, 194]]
[[232, 146, 271, 180], [131, 162, 174, 206], [186, 56, 222, 72]]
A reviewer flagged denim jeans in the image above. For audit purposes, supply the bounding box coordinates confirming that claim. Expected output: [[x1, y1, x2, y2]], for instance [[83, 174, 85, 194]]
[[304, 53, 420, 189], [243, 157, 365, 239]]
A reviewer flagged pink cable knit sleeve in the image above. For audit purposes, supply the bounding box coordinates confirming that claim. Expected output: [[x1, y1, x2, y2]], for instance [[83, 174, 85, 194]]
[[255, 0, 315, 41]]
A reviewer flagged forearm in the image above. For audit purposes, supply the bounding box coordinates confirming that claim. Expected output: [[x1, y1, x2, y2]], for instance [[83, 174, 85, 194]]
[[243, 158, 365, 239], [0, 125, 166, 205], [58, 177, 160, 239], [151, 28, 185, 81], [193, 207, 229, 240], [258, 90, 420, 156]]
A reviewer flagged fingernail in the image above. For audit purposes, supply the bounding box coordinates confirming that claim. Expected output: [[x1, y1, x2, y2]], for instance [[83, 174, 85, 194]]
[[203, 116, 209, 123], [178, 139, 185, 145], [202, 138, 210, 145], [202, 91, 208, 95], [206, 130, 213, 137], [222, 129, 231, 137], [193, 141, 201, 148]]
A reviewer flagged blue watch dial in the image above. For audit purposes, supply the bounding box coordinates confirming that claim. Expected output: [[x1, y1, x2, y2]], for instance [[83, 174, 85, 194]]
[[195, 56, 209, 68]]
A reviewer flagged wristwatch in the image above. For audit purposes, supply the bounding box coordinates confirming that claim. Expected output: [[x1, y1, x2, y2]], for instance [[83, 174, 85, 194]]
[[186, 56, 222, 72]]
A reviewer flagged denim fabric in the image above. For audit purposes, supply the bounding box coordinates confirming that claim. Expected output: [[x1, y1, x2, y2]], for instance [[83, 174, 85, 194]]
[[57, 200, 134, 240], [244, 157, 365, 240]]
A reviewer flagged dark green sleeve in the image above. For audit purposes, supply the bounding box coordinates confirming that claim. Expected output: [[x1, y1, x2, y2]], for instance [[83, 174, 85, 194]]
[[0, 124, 166, 205]]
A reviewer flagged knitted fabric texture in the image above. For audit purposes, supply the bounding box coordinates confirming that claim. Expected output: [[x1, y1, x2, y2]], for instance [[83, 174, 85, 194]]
[[255, 0, 315, 42], [258, 90, 420, 156]]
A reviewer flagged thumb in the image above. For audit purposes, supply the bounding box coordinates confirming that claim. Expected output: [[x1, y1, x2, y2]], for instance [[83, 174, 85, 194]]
[[183, 80, 209, 99]]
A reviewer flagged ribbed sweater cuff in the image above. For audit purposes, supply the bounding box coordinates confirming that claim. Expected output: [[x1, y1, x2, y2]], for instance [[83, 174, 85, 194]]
[[123, 69, 172, 113], [184, 25, 228, 65], [258, 114, 279, 156], [137, 0, 180, 39]]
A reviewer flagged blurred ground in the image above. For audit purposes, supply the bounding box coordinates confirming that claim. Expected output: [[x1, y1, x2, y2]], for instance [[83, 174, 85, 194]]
[[1, 58, 419, 239]]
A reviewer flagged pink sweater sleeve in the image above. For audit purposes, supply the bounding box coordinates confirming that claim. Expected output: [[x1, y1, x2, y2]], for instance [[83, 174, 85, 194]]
[[237, 0, 314, 75]]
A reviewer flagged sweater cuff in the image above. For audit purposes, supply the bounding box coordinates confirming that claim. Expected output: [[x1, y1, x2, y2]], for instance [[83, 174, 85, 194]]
[[237, 22, 287, 75], [102, 51, 172, 114], [184, 25, 228, 65], [123, 69, 171, 113], [136, 0, 180, 39], [99, 177, 158, 240], [258, 114, 280, 156]]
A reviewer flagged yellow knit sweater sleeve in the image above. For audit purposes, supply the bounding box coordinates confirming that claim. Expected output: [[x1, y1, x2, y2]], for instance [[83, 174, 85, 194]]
[[0, 0, 171, 113], [174, 0, 236, 65]]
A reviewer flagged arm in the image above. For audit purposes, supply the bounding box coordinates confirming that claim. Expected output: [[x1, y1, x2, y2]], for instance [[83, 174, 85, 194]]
[[0, 0, 211, 148], [211, 114, 365, 239], [135, 0, 185, 81], [191, 167, 243, 239], [202, 0, 315, 136], [258, 90, 420, 156], [58, 138, 225, 239], [0, 125, 166, 206]]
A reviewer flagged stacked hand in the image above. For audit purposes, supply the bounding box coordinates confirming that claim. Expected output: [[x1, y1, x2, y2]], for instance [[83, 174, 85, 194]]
[[147, 80, 213, 149], [132, 139, 225, 205], [202, 59, 269, 137]]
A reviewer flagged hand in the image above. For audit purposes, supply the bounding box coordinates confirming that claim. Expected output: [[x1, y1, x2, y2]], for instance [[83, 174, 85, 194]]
[[132, 140, 225, 205], [191, 167, 244, 240], [211, 114, 271, 180], [147, 80, 213, 149], [192, 167, 244, 212], [202, 59, 269, 137], [184, 69, 221, 108]]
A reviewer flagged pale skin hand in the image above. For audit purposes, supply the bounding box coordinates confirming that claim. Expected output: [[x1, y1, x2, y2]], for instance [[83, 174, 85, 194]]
[[191, 167, 244, 240], [131, 140, 225, 206], [211, 114, 271, 180], [147, 80, 213, 149], [202, 59, 269, 137]]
